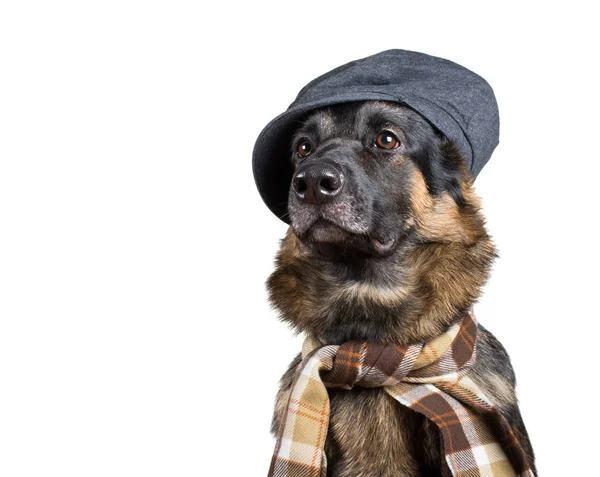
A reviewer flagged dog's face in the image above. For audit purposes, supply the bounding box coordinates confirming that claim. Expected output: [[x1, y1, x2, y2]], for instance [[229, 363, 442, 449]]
[[287, 101, 467, 260], [269, 101, 496, 344]]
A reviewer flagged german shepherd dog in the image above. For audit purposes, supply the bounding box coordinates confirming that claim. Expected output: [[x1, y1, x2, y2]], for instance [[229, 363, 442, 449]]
[[267, 101, 536, 476]]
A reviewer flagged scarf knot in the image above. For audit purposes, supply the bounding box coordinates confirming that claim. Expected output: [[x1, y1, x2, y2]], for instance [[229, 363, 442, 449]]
[[318, 341, 419, 389], [302, 312, 478, 392]]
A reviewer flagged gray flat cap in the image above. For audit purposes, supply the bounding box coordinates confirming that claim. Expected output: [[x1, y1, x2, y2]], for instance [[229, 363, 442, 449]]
[[252, 49, 500, 222]]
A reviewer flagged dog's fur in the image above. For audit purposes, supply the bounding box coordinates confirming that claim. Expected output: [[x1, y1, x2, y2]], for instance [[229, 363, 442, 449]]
[[267, 101, 535, 476]]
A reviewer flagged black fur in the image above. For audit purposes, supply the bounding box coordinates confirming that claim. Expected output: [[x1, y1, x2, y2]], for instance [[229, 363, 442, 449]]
[[268, 101, 536, 476]]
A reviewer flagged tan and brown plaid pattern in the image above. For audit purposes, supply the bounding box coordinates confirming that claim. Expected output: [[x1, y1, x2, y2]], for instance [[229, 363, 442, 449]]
[[268, 314, 534, 477]]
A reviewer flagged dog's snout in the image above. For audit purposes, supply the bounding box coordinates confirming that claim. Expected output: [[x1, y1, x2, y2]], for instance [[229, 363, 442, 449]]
[[292, 162, 344, 205]]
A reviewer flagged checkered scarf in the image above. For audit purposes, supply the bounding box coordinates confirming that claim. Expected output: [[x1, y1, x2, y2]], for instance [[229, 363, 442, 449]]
[[268, 313, 534, 477]]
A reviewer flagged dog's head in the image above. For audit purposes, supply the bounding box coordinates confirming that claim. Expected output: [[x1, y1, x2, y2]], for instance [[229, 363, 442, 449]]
[[287, 101, 475, 258], [268, 101, 496, 344]]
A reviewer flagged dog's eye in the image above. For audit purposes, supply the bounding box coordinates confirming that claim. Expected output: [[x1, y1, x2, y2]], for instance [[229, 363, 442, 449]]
[[297, 139, 313, 158], [375, 131, 401, 149]]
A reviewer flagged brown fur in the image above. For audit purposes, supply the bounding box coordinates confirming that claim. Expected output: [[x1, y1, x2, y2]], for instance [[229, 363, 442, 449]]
[[268, 164, 496, 346], [266, 103, 535, 475]]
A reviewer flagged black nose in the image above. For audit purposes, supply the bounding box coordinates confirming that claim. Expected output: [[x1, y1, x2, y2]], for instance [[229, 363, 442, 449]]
[[292, 162, 344, 205]]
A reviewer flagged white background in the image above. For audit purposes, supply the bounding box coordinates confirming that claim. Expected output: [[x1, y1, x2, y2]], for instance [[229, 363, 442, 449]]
[[1, 1, 598, 475]]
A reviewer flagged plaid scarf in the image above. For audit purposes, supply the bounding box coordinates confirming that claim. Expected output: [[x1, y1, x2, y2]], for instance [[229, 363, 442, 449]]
[[268, 314, 534, 477]]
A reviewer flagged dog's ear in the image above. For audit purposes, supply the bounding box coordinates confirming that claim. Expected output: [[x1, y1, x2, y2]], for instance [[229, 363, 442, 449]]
[[413, 133, 469, 209]]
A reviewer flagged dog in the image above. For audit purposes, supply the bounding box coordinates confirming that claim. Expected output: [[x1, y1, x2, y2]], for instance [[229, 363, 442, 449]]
[[266, 101, 536, 476]]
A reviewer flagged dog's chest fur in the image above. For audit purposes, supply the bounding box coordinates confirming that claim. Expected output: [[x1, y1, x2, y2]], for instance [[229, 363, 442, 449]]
[[327, 388, 441, 476]]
